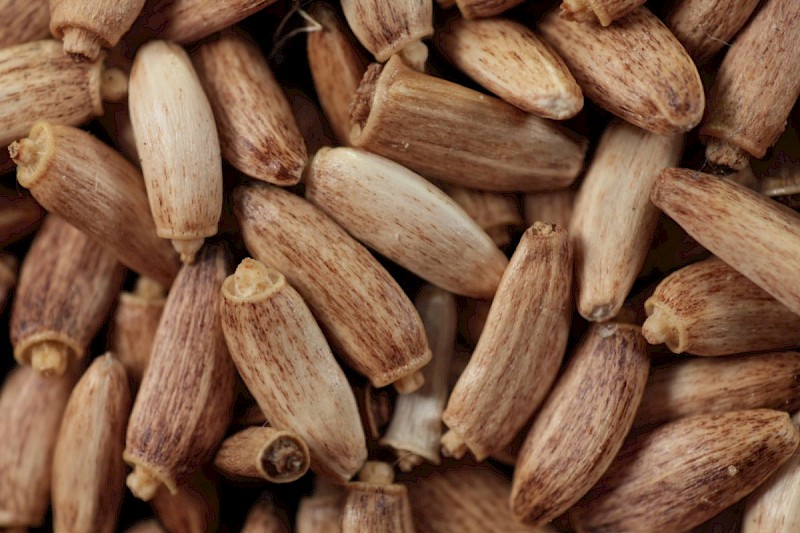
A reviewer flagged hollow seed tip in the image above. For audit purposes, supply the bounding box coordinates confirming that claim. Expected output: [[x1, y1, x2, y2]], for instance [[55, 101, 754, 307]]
[[9, 123, 55, 189], [231, 258, 284, 298], [260, 433, 310, 482], [8, 138, 37, 167], [706, 138, 749, 170]]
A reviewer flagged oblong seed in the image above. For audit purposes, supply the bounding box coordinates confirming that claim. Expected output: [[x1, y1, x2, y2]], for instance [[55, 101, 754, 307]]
[[570, 410, 800, 532], [511, 323, 650, 526], [305, 147, 508, 299], [642, 257, 800, 355], [220, 258, 367, 482], [350, 55, 586, 192], [233, 183, 431, 392], [539, 7, 704, 135], [129, 40, 222, 263], [442, 223, 572, 461]]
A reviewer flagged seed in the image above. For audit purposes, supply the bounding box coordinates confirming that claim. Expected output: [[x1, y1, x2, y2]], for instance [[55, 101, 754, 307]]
[[129, 40, 222, 263], [49, 0, 146, 59], [443, 223, 572, 461]]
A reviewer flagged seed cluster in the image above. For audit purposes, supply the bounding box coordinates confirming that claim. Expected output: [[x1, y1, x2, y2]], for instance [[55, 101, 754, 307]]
[[0, 0, 799, 531]]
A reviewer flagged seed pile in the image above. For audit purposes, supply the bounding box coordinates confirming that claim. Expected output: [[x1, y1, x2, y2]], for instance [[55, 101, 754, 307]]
[[0, 0, 799, 531]]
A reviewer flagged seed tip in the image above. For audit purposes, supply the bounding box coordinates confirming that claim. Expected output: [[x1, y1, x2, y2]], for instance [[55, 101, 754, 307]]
[[358, 461, 394, 485], [172, 238, 204, 264], [30, 341, 70, 377], [560, 0, 594, 23], [642, 306, 678, 350], [126, 467, 163, 501], [261, 434, 310, 482], [398, 41, 428, 72], [231, 258, 284, 299], [8, 138, 36, 167], [531, 221, 557, 236], [62, 27, 103, 61], [133, 277, 166, 300], [397, 453, 424, 472], [101, 68, 130, 102], [585, 303, 613, 322], [441, 430, 468, 459], [706, 139, 749, 170], [394, 371, 425, 394]]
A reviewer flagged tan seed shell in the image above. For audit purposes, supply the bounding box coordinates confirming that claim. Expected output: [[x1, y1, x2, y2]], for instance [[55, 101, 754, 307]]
[[511, 323, 650, 526], [570, 410, 800, 532], [213, 426, 310, 484], [664, 0, 761, 64], [0, 40, 127, 148], [437, 17, 583, 119], [142, 0, 278, 44], [0, 365, 78, 527], [233, 183, 431, 392], [350, 55, 586, 192], [742, 411, 800, 533], [192, 31, 306, 186], [700, 0, 800, 168], [49, 0, 146, 59], [111, 277, 167, 385], [52, 354, 131, 533], [539, 7, 704, 135], [306, 147, 508, 299], [124, 245, 236, 501], [10, 216, 124, 376], [129, 40, 222, 263], [442, 223, 572, 461], [307, 2, 369, 145], [651, 168, 800, 319], [635, 352, 800, 428], [571, 121, 683, 322], [10, 122, 181, 286], [642, 257, 800, 355], [341, 0, 433, 62], [220, 258, 367, 482]]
